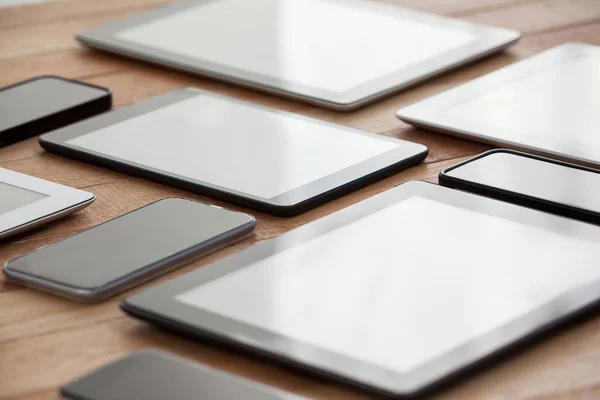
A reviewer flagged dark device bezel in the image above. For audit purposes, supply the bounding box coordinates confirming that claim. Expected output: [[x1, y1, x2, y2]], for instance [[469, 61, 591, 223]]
[[0, 75, 111, 147], [440, 149, 600, 225]]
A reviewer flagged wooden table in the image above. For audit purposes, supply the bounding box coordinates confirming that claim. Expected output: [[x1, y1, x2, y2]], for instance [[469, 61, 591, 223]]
[[2, 0, 600, 398]]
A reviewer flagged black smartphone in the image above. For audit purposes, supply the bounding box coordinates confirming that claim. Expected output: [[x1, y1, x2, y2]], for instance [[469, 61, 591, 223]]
[[60, 350, 306, 400], [3, 198, 255, 302], [440, 149, 600, 224], [0, 75, 111, 147]]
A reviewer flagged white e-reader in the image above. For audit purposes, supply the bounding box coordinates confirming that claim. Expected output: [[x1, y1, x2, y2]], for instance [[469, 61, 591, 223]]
[[76, 0, 520, 110], [39, 88, 427, 216], [397, 43, 600, 168], [123, 181, 600, 397], [0, 168, 95, 240]]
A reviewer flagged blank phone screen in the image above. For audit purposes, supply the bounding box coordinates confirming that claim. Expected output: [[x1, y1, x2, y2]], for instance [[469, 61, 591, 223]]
[[0, 78, 107, 133], [7, 199, 252, 290], [446, 152, 600, 214]]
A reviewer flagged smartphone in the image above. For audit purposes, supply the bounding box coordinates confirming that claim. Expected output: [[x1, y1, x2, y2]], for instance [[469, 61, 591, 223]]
[[3, 198, 255, 302], [440, 149, 600, 224], [0, 75, 111, 147], [60, 350, 306, 400]]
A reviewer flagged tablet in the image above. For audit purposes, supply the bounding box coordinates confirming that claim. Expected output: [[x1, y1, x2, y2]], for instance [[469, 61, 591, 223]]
[[76, 0, 520, 111], [397, 43, 600, 168], [0, 168, 95, 240], [122, 181, 600, 397], [39, 89, 427, 216]]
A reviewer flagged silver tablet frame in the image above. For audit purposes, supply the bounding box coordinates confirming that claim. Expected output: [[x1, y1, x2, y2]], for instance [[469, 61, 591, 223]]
[[397, 43, 600, 168], [76, 0, 520, 111], [0, 168, 95, 240]]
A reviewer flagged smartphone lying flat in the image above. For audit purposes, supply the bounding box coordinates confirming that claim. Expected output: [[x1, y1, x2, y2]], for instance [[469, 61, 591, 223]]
[[440, 149, 600, 224], [60, 350, 306, 400], [3, 198, 255, 302], [0, 76, 111, 147]]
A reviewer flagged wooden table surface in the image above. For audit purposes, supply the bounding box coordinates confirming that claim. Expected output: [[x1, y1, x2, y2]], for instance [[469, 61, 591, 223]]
[[2, 0, 600, 399]]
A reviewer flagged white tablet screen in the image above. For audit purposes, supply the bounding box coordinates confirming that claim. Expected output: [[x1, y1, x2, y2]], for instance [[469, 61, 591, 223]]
[[115, 0, 475, 93], [0, 182, 47, 214], [67, 95, 397, 199], [445, 56, 600, 146], [176, 196, 600, 374]]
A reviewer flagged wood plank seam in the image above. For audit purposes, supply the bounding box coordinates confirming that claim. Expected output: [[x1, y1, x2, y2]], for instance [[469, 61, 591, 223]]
[[0, 47, 78, 61], [4, 388, 57, 400], [0, 314, 125, 346], [65, 68, 131, 83], [521, 381, 600, 400], [76, 177, 130, 190], [524, 16, 600, 37], [0, 1, 171, 31], [448, 0, 546, 18]]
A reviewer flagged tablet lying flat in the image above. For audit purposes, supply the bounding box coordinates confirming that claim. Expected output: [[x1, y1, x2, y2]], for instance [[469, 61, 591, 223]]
[[0, 168, 94, 240], [76, 0, 520, 111], [39, 88, 427, 216], [122, 181, 600, 397], [397, 43, 600, 167]]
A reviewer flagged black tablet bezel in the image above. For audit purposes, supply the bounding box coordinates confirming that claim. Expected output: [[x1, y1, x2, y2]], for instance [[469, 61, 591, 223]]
[[440, 149, 600, 225], [121, 181, 600, 397], [75, 0, 520, 110], [39, 88, 428, 216]]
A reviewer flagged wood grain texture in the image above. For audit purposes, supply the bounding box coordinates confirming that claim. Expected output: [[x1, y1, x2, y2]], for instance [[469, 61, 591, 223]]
[[0, 15, 129, 59], [466, 0, 600, 34], [0, 49, 137, 87], [0, 0, 172, 30], [0, 0, 537, 32], [1, 0, 600, 398]]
